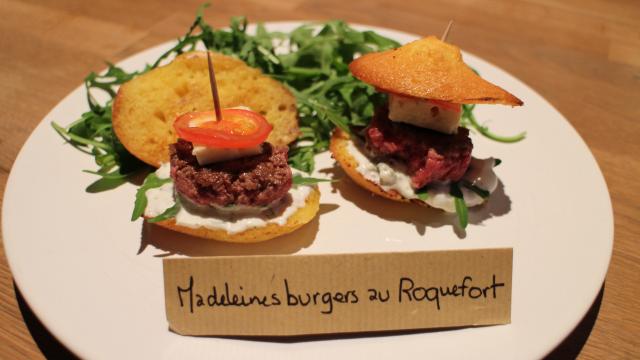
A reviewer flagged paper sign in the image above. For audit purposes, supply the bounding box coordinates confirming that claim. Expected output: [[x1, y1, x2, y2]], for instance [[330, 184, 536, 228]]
[[163, 248, 512, 336]]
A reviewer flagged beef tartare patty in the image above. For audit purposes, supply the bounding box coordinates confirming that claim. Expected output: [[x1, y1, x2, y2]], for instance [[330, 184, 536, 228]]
[[170, 139, 292, 207], [365, 107, 473, 189]]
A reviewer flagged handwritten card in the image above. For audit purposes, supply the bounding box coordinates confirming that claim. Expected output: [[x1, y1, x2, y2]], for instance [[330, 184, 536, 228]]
[[163, 248, 512, 336]]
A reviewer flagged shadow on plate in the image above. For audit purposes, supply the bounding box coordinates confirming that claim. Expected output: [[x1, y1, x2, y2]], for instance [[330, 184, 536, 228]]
[[543, 286, 604, 359], [201, 324, 494, 342], [15, 284, 79, 359], [137, 203, 339, 257], [321, 164, 512, 239], [14, 282, 605, 358]]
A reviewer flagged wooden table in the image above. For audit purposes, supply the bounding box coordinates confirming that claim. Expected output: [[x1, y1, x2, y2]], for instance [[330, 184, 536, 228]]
[[1, 0, 638, 358]]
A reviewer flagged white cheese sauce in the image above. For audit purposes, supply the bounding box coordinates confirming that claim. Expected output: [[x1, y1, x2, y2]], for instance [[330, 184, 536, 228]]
[[346, 139, 498, 213], [145, 163, 313, 234]]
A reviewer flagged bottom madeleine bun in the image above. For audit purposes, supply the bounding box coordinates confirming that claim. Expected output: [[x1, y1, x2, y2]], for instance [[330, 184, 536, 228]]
[[146, 187, 320, 243], [330, 129, 421, 205]]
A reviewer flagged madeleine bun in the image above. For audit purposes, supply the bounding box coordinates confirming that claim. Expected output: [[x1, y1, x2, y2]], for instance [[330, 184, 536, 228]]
[[330, 128, 420, 204], [145, 187, 320, 243], [113, 51, 299, 167]]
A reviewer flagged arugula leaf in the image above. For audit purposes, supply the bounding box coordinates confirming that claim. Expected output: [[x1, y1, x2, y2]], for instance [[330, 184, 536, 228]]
[[148, 201, 181, 223], [55, 5, 516, 206], [450, 182, 468, 229], [287, 145, 317, 173], [494, 158, 502, 167], [86, 176, 129, 193], [461, 104, 526, 143], [52, 121, 112, 151], [131, 173, 172, 221], [363, 31, 401, 50], [461, 181, 490, 199], [292, 174, 335, 186], [82, 169, 128, 179], [415, 187, 430, 201]]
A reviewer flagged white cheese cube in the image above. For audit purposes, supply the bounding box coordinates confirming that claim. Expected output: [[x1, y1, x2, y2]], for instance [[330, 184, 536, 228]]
[[388, 94, 461, 134], [192, 144, 263, 165]]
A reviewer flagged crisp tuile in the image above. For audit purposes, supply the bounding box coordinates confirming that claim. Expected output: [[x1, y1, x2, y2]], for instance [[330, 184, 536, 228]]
[[349, 36, 523, 106]]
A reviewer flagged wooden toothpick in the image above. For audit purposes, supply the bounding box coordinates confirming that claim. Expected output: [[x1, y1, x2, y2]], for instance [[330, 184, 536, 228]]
[[206, 51, 223, 121], [441, 20, 454, 42]]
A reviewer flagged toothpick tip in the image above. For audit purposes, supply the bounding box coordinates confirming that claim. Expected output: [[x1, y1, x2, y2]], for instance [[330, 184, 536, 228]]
[[441, 20, 454, 42]]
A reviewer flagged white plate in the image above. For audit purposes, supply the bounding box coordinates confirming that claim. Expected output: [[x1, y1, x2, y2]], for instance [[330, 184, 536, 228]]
[[2, 22, 613, 359]]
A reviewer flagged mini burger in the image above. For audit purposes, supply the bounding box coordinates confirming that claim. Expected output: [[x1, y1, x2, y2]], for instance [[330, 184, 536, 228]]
[[330, 36, 523, 226], [141, 108, 320, 243], [114, 51, 320, 243]]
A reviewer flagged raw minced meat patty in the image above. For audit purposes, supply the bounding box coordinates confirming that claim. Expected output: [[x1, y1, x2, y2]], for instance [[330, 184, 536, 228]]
[[170, 139, 292, 207], [365, 107, 473, 189]]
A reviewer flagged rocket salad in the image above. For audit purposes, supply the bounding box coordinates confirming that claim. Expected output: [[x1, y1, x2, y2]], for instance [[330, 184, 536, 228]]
[[51, 5, 525, 229]]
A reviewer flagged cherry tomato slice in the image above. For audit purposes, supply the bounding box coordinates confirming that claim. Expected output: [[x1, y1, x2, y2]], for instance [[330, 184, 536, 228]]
[[174, 109, 272, 148]]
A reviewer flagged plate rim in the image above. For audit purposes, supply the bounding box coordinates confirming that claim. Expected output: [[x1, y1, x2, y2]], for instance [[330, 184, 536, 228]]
[[2, 20, 614, 360]]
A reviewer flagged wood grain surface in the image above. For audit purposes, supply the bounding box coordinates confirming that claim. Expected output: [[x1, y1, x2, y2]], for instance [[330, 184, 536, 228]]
[[1, 0, 638, 358]]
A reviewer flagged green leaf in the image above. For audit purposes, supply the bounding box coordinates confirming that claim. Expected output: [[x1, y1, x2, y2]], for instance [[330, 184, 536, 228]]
[[494, 158, 502, 166], [363, 31, 400, 50], [86, 176, 128, 193], [59, 8, 515, 194], [288, 145, 316, 173], [415, 187, 430, 201], [148, 201, 181, 223], [461, 181, 490, 199], [461, 105, 526, 143], [51, 122, 113, 151], [131, 173, 172, 221], [454, 197, 468, 229], [292, 174, 336, 186], [450, 183, 468, 229], [196, 2, 210, 18], [82, 169, 128, 179]]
